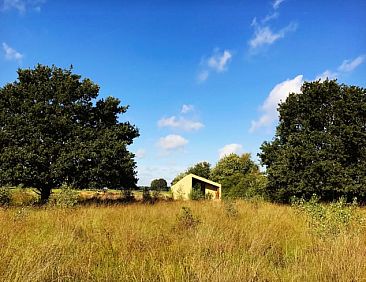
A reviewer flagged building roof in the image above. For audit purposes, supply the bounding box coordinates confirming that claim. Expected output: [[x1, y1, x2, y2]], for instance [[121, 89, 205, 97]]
[[186, 173, 221, 188]]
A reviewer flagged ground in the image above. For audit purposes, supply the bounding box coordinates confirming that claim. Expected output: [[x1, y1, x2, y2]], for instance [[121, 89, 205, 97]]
[[1, 197, 366, 281]]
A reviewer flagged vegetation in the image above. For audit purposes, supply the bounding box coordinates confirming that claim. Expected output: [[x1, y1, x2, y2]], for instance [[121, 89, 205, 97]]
[[150, 178, 168, 191], [171, 156, 266, 199], [0, 65, 139, 203], [1, 200, 366, 281], [260, 80, 366, 203], [210, 153, 267, 199]]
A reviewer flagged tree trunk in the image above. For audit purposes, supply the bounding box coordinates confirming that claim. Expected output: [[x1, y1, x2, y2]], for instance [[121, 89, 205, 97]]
[[39, 187, 52, 204]]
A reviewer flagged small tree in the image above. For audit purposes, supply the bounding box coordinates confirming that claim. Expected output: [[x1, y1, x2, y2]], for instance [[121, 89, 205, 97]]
[[0, 65, 139, 203], [210, 153, 264, 199], [259, 80, 366, 203], [150, 178, 168, 191]]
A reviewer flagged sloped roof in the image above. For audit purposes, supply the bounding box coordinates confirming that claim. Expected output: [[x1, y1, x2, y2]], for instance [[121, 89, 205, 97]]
[[186, 173, 221, 187]]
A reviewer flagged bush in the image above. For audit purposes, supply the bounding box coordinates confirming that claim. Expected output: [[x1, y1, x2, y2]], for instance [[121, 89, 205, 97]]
[[142, 188, 158, 204], [176, 206, 201, 230], [0, 188, 11, 206], [121, 189, 135, 202], [189, 189, 204, 200], [224, 200, 239, 218], [189, 183, 205, 200], [12, 189, 38, 206], [291, 194, 365, 237], [50, 185, 78, 208]]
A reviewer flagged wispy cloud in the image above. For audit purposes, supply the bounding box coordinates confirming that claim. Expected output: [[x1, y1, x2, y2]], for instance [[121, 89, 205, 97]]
[[249, 21, 297, 49], [1, 0, 46, 14], [250, 75, 304, 132], [197, 49, 232, 82], [273, 0, 285, 10], [181, 104, 194, 114], [158, 134, 188, 150], [316, 55, 365, 80], [315, 70, 338, 81], [207, 50, 232, 72], [135, 149, 146, 159], [338, 55, 365, 72], [197, 70, 209, 82], [158, 116, 204, 131], [248, 1, 297, 52], [2, 42, 23, 62], [219, 144, 243, 159]]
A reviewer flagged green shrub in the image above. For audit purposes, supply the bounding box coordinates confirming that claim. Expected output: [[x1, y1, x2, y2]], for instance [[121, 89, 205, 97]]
[[11, 189, 38, 206], [176, 206, 201, 230], [291, 194, 365, 237], [189, 183, 205, 200], [224, 200, 239, 218], [0, 188, 11, 206], [142, 188, 156, 204], [50, 185, 78, 208]]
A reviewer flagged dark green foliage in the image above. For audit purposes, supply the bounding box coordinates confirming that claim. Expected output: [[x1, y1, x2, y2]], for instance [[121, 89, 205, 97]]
[[150, 178, 168, 191], [171, 161, 211, 185], [0, 65, 139, 202], [0, 188, 11, 206], [260, 80, 366, 203], [142, 188, 153, 203], [188, 183, 205, 200], [210, 153, 266, 199]]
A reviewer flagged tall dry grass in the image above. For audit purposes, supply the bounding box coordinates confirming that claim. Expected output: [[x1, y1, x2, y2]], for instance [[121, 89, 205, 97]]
[[0, 200, 366, 281]]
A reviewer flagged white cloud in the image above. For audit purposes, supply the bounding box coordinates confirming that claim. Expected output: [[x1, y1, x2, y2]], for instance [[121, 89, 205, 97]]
[[316, 54, 365, 81], [197, 49, 232, 82], [207, 50, 232, 73], [1, 0, 45, 13], [158, 116, 204, 131], [262, 12, 279, 24], [219, 144, 243, 159], [249, 22, 297, 49], [338, 55, 365, 72], [248, 0, 297, 52], [251, 54, 365, 132], [315, 70, 338, 81], [273, 0, 285, 10], [158, 134, 188, 150], [135, 149, 146, 159], [2, 42, 23, 62], [197, 70, 209, 82], [250, 75, 304, 132], [181, 104, 194, 114]]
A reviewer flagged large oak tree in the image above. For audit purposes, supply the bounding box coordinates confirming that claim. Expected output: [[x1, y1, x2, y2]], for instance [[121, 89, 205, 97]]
[[0, 65, 139, 202], [259, 80, 366, 203]]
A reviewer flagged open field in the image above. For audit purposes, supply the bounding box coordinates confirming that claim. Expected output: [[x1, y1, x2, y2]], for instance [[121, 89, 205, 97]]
[[1, 200, 366, 281]]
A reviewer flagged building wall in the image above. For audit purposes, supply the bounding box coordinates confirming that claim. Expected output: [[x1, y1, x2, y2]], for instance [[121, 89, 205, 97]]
[[171, 174, 221, 200], [171, 175, 192, 200]]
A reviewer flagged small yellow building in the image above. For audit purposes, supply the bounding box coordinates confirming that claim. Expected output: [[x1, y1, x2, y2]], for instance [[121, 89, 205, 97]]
[[171, 174, 221, 200]]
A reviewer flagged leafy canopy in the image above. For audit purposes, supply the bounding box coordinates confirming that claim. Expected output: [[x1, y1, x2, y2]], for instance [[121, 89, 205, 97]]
[[210, 153, 266, 199], [0, 65, 139, 202], [259, 80, 366, 203], [150, 178, 168, 191]]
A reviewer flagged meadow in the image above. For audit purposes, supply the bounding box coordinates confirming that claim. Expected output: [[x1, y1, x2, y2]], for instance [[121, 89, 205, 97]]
[[1, 191, 366, 281]]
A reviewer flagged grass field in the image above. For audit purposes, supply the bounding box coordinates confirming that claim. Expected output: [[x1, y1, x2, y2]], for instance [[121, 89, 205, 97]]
[[1, 198, 366, 281]]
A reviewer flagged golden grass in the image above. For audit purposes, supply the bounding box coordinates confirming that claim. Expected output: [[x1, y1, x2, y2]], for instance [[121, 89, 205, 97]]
[[1, 200, 366, 281]]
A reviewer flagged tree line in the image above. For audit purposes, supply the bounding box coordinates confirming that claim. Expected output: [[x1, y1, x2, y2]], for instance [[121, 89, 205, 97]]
[[0, 65, 365, 203]]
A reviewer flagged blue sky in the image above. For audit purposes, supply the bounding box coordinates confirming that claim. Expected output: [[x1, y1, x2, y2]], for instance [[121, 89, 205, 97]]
[[1, 0, 365, 185]]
